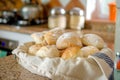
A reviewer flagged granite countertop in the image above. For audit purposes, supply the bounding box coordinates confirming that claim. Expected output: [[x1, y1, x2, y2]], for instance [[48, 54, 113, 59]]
[[0, 55, 50, 80]]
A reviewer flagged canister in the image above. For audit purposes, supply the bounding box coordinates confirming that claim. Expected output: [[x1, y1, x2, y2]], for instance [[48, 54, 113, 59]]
[[48, 7, 66, 29], [69, 7, 85, 30]]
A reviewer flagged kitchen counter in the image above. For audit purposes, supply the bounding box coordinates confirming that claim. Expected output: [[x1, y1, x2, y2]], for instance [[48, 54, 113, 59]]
[[0, 55, 50, 80], [0, 24, 48, 34], [0, 24, 115, 42]]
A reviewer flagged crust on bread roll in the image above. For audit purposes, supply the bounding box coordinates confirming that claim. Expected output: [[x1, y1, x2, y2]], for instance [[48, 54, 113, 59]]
[[28, 44, 42, 55], [82, 34, 105, 49], [77, 46, 99, 58], [44, 28, 65, 45], [31, 31, 47, 45], [36, 45, 60, 58], [56, 32, 83, 49], [61, 46, 80, 59]]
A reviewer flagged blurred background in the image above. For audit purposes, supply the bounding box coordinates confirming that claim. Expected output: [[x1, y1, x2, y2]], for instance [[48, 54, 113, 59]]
[[0, 0, 116, 25]]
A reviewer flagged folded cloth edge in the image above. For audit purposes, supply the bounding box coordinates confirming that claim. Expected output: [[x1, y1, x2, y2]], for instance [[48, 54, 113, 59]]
[[89, 48, 115, 79]]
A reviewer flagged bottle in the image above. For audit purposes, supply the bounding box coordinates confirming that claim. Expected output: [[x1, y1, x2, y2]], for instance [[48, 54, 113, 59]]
[[108, 2, 116, 22], [48, 7, 66, 29], [69, 7, 85, 30]]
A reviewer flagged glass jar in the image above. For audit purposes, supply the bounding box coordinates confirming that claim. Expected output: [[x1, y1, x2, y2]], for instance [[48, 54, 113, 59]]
[[114, 52, 120, 80], [115, 52, 120, 70], [69, 7, 85, 30], [48, 7, 66, 29]]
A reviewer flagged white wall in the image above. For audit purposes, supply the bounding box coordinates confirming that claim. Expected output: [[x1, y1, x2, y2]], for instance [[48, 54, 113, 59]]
[[86, 0, 115, 20]]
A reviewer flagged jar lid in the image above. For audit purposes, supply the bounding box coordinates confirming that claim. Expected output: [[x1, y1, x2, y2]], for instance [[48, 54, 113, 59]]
[[69, 7, 84, 16], [50, 7, 66, 16], [116, 52, 120, 56]]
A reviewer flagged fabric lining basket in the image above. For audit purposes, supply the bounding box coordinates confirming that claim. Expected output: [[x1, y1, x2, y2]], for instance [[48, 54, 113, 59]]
[[12, 42, 115, 80]]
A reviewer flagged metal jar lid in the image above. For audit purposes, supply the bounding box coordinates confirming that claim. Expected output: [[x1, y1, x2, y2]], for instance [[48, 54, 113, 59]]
[[69, 7, 84, 16], [116, 52, 120, 57], [50, 7, 66, 16]]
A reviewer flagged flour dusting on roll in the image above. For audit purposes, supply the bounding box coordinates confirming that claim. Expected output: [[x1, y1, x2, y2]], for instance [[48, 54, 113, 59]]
[[29, 44, 42, 55], [82, 34, 105, 49], [36, 45, 60, 58], [78, 46, 99, 58], [31, 31, 47, 45], [44, 28, 65, 45], [56, 32, 83, 49]]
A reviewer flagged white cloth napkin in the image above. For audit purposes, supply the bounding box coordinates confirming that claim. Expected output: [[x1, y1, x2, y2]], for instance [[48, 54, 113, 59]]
[[12, 42, 115, 80]]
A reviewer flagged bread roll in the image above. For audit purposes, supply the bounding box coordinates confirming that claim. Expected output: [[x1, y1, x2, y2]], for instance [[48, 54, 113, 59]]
[[56, 32, 83, 49], [61, 46, 80, 59], [29, 44, 42, 55], [82, 34, 105, 49], [59, 49, 66, 57], [36, 45, 60, 58], [78, 46, 99, 58], [44, 28, 65, 45], [31, 31, 47, 45]]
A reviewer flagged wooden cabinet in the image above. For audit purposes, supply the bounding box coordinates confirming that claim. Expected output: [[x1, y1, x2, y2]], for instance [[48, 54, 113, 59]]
[[0, 0, 23, 10]]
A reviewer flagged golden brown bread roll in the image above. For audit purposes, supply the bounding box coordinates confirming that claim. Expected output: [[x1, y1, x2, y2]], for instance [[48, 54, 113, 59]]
[[30, 28, 106, 59], [44, 28, 65, 45], [82, 34, 105, 49], [29, 44, 42, 55], [31, 31, 47, 45], [56, 32, 83, 49], [77, 46, 99, 58], [36, 45, 60, 58], [59, 49, 66, 57], [61, 46, 80, 59]]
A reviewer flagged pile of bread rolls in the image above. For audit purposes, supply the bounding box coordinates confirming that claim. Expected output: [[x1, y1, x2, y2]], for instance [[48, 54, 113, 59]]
[[28, 28, 105, 60]]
